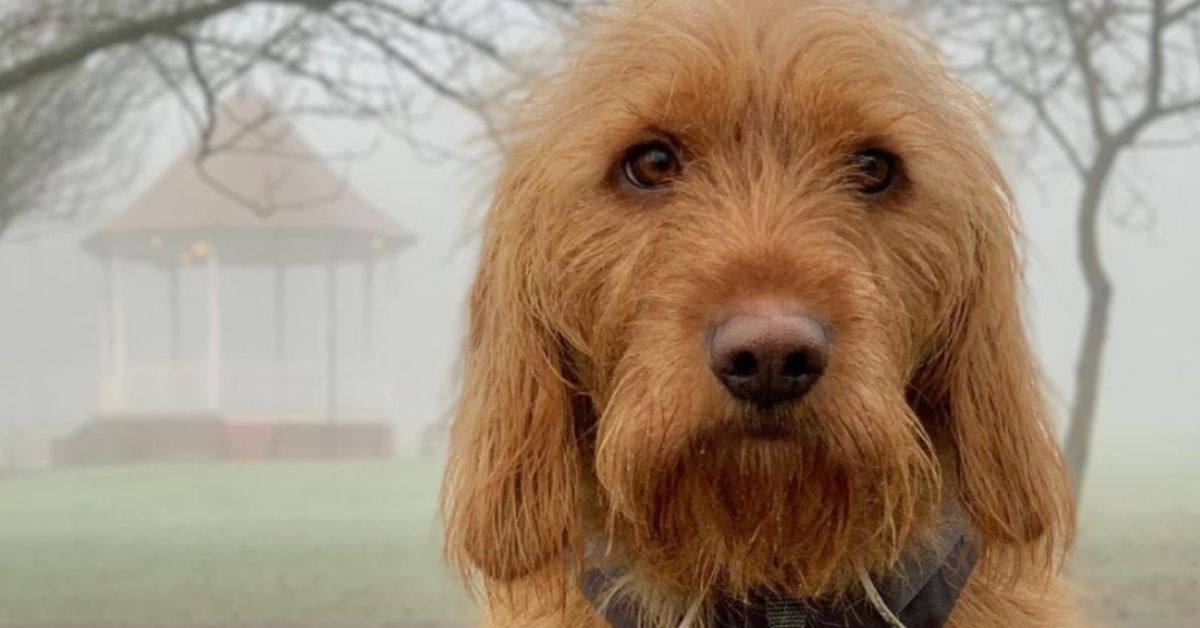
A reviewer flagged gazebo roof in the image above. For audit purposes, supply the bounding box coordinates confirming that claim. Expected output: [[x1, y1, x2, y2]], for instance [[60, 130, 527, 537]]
[[84, 93, 415, 265]]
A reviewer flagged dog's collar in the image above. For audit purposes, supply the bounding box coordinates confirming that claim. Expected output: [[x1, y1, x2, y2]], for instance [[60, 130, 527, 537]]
[[581, 501, 977, 628]]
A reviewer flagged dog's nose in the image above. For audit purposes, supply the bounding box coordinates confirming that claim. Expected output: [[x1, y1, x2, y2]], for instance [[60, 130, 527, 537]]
[[707, 313, 829, 406]]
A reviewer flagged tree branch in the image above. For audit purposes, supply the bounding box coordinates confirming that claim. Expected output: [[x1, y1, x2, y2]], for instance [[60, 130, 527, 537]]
[[1053, 0, 1111, 140], [982, 42, 1088, 175], [0, 0, 339, 96], [1166, 0, 1200, 23]]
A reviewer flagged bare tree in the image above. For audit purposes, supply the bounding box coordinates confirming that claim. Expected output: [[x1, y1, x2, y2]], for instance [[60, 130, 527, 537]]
[[0, 0, 588, 234], [910, 0, 1200, 499], [0, 55, 148, 235]]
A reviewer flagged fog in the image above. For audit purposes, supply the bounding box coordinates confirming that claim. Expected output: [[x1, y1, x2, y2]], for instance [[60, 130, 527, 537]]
[[0, 104, 487, 458], [1, 2, 1197, 627], [4, 93, 1197, 459]]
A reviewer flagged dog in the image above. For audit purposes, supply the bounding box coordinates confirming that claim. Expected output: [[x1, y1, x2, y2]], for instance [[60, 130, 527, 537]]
[[442, 1, 1077, 626]]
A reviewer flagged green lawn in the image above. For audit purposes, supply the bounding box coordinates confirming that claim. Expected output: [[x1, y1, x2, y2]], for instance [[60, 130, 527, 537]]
[[1071, 427, 1200, 628], [0, 431, 1195, 628], [0, 458, 474, 627]]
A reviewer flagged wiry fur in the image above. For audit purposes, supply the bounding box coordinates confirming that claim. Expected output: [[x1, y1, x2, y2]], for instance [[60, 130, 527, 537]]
[[442, 1, 1077, 626]]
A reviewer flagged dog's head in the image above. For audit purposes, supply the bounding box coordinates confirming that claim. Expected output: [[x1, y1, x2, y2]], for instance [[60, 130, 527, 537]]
[[443, 0, 1072, 604]]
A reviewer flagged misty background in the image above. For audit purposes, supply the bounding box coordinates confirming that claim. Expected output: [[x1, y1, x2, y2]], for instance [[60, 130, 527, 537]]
[[0, 1, 1197, 627]]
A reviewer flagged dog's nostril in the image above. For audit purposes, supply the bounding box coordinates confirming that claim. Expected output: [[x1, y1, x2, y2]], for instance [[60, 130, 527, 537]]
[[729, 351, 758, 378], [782, 351, 808, 377], [708, 311, 830, 406]]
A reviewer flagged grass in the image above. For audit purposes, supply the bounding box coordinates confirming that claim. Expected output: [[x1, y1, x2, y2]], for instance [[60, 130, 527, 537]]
[[0, 429, 1195, 628], [0, 458, 474, 627], [1071, 427, 1200, 627]]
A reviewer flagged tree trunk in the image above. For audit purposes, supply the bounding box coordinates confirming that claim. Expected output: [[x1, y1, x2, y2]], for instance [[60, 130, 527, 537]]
[[1062, 149, 1119, 502]]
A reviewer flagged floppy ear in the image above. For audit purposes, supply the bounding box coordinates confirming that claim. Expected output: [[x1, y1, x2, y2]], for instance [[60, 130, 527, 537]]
[[441, 174, 581, 587], [923, 184, 1074, 569]]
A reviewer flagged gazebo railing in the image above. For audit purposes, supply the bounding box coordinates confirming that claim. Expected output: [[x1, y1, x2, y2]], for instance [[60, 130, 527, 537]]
[[102, 358, 396, 421]]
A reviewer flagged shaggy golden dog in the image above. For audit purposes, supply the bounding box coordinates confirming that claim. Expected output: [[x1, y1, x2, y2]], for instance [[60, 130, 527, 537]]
[[443, 1, 1077, 626]]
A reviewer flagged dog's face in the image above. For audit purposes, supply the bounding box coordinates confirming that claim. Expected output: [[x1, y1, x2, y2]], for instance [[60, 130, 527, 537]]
[[445, 0, 1072, 606]]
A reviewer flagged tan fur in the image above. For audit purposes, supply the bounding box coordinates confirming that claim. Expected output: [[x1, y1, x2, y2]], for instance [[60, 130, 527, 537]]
[[442, 1, 1077, 626]]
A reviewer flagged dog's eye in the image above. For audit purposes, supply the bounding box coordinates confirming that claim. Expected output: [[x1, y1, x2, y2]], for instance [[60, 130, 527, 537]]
[[851, 149, 899, 197], [622, 140, 681, 190]]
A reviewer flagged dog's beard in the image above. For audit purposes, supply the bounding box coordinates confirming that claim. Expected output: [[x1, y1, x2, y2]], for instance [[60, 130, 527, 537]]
[[593, 331, 939, 599]]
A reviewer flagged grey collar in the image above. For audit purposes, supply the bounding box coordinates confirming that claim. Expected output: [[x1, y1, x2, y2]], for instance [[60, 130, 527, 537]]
[[581, 501, 977, 628]]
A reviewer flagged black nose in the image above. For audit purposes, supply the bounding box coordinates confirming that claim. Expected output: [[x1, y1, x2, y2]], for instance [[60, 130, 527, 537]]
[[707, 314, 829, 406]]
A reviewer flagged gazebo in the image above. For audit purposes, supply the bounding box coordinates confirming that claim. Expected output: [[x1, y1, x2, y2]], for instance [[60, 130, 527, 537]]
[[60, 94, 416, 465]]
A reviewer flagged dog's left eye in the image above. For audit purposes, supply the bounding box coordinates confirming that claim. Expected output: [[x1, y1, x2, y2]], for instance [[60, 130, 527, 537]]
[[851, 149, 899, 197], [622, 140, 682, 190]]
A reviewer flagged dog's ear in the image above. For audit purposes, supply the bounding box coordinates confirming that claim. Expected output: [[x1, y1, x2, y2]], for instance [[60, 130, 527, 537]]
[[441, 172, 581, 587], [922, 182, 1074, 569]]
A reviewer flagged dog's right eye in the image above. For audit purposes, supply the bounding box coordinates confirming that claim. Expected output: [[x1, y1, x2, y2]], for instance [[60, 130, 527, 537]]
[[850, 149, 900, 197], [621, 140, 681, 190]]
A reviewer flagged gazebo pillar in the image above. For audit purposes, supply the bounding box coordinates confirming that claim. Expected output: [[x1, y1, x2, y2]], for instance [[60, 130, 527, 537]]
[[385, 256, 400, 416], [363, 259, 375, 356], [102, 255, 126, 413], [274, 263, 287, 408], [205, 250, 222, 414], [325, 251, 339, 424], [362, 258, 376, 415], [168, 265, 181, 412]]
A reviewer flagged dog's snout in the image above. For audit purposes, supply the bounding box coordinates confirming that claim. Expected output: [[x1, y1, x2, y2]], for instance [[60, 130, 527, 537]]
[[708, 313, 829, 407]]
